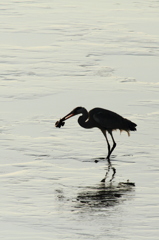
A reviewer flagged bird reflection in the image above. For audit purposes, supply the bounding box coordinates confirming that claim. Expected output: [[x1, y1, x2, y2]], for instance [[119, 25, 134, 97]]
[[76, 182, 135, 209]]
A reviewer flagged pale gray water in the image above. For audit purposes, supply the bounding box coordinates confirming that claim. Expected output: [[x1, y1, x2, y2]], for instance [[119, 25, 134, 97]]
[[0, 1, 159, 239]]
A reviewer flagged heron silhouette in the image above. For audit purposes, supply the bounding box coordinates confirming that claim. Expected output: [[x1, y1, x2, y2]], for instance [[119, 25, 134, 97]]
[[55, 107, 137, 182]]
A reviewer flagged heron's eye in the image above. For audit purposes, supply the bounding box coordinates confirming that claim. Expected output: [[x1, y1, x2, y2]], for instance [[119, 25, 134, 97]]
[[73, 107, 82, 113]]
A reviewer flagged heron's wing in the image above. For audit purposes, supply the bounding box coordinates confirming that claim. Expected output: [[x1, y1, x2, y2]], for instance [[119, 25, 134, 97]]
[[93, 110, 123, 129]]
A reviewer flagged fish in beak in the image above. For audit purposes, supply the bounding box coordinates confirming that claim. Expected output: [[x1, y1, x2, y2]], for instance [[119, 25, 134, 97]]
[[55, 110, 75, 128], [55, 107, 83, 128]]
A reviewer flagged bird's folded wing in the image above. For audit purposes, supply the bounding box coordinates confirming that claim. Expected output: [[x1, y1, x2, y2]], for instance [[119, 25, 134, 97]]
[[93, 111, 123, 130]]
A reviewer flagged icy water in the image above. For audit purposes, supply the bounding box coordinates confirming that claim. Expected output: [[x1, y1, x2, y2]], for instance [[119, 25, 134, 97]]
[[0, 1, 159, 239]]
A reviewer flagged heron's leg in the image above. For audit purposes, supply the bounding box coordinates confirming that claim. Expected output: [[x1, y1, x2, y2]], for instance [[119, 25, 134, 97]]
[[101, 130, 111, 158], [108, 131, 116, 181], [107, 131, 117, 159], [101, 130, 112, 182]]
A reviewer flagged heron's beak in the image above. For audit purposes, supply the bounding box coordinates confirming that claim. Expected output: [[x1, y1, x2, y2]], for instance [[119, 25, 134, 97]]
[[61, 111, 75, 121]]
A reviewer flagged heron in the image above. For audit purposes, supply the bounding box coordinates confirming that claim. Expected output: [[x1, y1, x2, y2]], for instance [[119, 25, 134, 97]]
[[55, 106, 137, 182]]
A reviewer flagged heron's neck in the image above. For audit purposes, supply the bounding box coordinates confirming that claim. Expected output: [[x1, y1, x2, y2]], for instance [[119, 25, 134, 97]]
[[78, 109, 94, 129]]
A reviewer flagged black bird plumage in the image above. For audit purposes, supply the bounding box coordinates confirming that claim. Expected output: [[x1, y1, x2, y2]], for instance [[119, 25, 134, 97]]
[[55, 106, 137, 182]]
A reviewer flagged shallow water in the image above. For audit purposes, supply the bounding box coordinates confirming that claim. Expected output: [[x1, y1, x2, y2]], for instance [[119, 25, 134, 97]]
[[0, 1, 159, 239]]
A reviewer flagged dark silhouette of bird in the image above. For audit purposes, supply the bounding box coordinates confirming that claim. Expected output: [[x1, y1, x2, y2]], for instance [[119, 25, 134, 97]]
[[55, 106, 137, 182]]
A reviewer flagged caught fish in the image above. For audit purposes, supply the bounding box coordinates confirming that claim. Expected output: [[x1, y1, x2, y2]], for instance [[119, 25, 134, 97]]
[[55, 119, 65, 128]]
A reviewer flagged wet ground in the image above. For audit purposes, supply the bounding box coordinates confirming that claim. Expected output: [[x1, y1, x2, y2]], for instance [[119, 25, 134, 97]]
[[0, 1, 159, 239]]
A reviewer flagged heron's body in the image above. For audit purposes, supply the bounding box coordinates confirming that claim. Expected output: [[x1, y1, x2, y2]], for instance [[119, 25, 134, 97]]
[[78, 107, 136, 133], [55, 106, 137, 182]]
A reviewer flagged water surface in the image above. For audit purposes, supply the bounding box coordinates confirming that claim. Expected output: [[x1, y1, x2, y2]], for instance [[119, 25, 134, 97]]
[[0, 1, 159, 239]]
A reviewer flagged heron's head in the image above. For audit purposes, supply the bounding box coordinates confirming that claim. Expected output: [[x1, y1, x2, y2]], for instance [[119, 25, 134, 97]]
[[62, 106, 84, 121]]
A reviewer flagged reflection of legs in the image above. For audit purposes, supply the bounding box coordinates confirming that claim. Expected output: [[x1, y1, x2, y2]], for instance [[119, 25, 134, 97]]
[[109, 165, 116, 182], [101, 161, 111, 182], [101, 160, 116, 182], [101, 130, 116, 182]]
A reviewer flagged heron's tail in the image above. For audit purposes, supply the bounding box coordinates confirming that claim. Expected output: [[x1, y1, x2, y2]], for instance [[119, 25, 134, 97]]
[[129, 121, 137, 131], [121, 119, 137, 136], [125, 119, 137, 131]]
